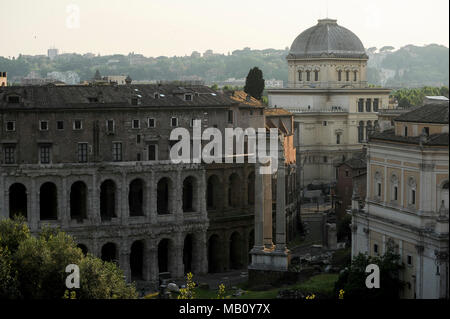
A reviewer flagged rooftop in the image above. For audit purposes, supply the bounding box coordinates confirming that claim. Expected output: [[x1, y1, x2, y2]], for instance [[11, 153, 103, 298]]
[[394, 102, 449, 124]]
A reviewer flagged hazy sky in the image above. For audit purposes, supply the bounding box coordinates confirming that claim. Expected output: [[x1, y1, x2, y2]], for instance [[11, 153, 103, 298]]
[[0, 0, 448, 58]]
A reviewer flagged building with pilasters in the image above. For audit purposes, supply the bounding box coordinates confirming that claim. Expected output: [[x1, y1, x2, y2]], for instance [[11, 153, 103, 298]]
[[351, 101, 449, 299]]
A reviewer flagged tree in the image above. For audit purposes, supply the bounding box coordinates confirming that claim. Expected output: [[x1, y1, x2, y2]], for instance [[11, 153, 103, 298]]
[[0, 217, 137, 299], [244, 67, 265, 100], [334, 249, 405, 299], [93, 69, 102, 80]]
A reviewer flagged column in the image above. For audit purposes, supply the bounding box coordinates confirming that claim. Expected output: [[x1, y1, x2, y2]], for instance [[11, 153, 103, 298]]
[[121, 172, 128, 224], [119, 238, 131, 282], [174, 170, 183, 221], [91, 172, 101, 224], [193, 231, 208, 274], [172, 233, 184, 278], [263, 166, 273, 250], [199, 169, 207, 219], [145, 238, 158, 282], [0, 174, 6, 219], [29, 179, 38, 231], [149, 171, 157, 224], [275, 164, 287, 252], [61, 177, 69, 227], [253, 162, 264, 251]]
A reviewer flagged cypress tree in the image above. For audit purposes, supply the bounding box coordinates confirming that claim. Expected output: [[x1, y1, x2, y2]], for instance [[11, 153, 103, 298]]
[[244, 67, 265, 100]]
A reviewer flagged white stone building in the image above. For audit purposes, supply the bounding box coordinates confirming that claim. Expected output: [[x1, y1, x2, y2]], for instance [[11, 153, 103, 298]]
[[268, 19, 391, 186], [351, 101, 449, 299]]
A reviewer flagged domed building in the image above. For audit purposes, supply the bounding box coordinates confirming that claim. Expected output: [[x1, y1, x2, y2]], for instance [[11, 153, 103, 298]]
[[268, 18, 391, 188]]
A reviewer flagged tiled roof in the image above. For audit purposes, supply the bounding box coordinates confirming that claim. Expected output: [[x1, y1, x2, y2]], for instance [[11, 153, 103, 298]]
[[394, 102, 449, 124], [264, 108, 292, 116], [226, 90, 264, 107], [0, 84, 238, 110], [370, 129, 449, 146]]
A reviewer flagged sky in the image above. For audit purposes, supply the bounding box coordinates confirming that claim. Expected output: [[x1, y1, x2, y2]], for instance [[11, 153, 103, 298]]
[[0, 0, 448, 58]]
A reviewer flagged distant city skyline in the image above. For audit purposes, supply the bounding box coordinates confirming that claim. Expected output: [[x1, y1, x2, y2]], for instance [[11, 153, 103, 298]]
[[0, 0, 448, 58]]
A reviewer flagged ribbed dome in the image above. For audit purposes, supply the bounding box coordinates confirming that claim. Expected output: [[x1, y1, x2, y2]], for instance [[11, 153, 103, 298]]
[[288, 19, 368, 59]]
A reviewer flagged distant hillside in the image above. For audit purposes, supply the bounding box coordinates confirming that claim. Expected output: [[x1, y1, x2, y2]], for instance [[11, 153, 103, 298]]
[[367, 44, 449, 88], [0, 44, 448, 87]]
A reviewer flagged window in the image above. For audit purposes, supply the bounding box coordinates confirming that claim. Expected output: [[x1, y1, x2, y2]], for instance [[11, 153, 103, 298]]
[[358, 99, 364, 112], [4, 145, 15, 164], [148, 118, 155, 128], [132, 119, 140, 129], [423, 127, 430, 136], [407, 255, 412, 266], [345, 170, 349, 177], [338, 70, 342, 81], [336, 134, 341, 145], [39, 121, 49, 131], [7, 96, 20, 103], [73, 120, 83, 130], [374, 244, 379, 254], [358, 121, 364, 142], [184, 94, 193, 101], [78, 143, 88, 163], [56, 121, 64, 130], [131, 98, 139, 105], [323, 156, 328, 163], [354, 71, 357, 81], [346, 70, 350, 81], [6, 121, 15, 132], [298, 71, 303, 81], [365, 99, 371, 112], [227, 110, 233, 124], [88, 97, 99, 103], [39, 145, 51, 164], [404, 126, 408, 137], [148, 144, 157, 161], [112, 142, 122, 161], [373, 98, 379, 112], [408, 177, 417, 206], [136, 134, 141, 144], [323, 121, 327, 126], [377, 183, 382, 197], [137, 153, 142, 161], [314, 70, 319, 81], [171, 117, 178, 127], [411, 190, 416, 205], [106, 120, 115, 133], [394, 186, 398, 201], [306, 71, 311, 81]]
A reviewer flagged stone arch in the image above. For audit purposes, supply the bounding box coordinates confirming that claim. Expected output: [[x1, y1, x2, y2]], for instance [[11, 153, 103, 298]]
[[229, 232, 244, 270], [228, 173, 241, 207], [40, 182, 58, 220], [183, 234, 193, 274], [100, 179, 117, 220], [9, 183, 27, 219], [101, 242, 117, 262], [129, 178, 144, 216], [157, 177, 173, 215], [158, 238, 174, 274], [130, 240, 145, 280], [208, 234, 222, 273], [70, 181, 88, 220], [183, 176, 197, 213], [247, 172, 255, 205], [207, 175, 221, 210], [77, 243, 88, 256]]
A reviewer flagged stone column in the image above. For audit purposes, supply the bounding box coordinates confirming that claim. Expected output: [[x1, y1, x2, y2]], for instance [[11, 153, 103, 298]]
[[146, 239, 158, 283], [149, 171, 157, 224], [223, 232, 230, 272], [252, 162, 264, 251], [119, 238, 131, 283], [121, 172, 128, 224], [61, 177, 69, 227], [90, 172, 101, 225], [275, 164, 287, 252], [174, 170, 183, 222], [29, 179, 38, 231], [194, 231, 208, 274], [263, 167, 273, 250], [199, 169, 207, 218], [0, 174, 6, 219], [172, 233, 184, 278]]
